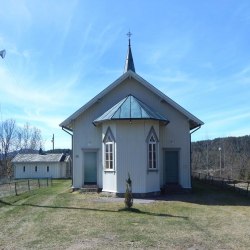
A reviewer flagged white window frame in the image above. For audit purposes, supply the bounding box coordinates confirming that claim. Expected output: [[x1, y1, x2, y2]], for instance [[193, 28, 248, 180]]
[[146, 127, 159, 170], [103, 127, 115, 170]]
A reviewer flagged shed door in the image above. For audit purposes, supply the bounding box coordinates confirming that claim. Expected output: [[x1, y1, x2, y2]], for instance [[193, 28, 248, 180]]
[[84, 152, 97, 184], [164, 150, 179, 184]]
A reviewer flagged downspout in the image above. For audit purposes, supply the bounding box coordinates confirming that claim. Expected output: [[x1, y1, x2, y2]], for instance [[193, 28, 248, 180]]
[[62, 126, 73, 186], [190, 125, 201, 189]]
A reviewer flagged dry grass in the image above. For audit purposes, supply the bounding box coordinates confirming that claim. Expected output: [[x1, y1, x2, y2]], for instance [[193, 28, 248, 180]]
[[0, 180, 250, 249]]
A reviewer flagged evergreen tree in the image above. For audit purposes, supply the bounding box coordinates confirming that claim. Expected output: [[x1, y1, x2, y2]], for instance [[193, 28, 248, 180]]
[[124, 173, 133, 209]]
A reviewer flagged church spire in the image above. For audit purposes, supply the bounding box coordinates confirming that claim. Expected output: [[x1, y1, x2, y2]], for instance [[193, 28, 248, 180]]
[[124, 31, 135, 73]]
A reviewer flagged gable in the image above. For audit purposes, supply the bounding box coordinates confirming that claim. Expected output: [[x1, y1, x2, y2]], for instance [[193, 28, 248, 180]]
[[60, 70, 203, 130]]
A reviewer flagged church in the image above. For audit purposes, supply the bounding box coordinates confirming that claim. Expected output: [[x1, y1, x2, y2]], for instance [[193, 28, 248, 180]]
[[60, 36, 203, 196]]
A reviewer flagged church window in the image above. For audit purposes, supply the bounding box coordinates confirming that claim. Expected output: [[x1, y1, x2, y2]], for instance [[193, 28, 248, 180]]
[[147, 127, 158, 170], [103, 127, 115, 170]]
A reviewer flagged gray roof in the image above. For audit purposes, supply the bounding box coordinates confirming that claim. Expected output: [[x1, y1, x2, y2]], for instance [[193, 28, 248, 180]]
[[60, 67, 204, 131], [93, 95, 169, 125], [12, 153, 69, 163]]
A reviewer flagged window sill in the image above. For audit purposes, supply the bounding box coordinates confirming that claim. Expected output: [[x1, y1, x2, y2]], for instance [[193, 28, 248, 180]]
[[104, 169, 116, 173], [147, 169, 158, 172]]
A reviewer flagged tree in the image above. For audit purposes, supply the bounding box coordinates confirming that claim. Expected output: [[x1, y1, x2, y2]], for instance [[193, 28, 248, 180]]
[[192, 135, 250, 180], [0, 119, 16, 163], [15, 122, 43, 152], [124, 173, 133, 209], [0, 119, 43, 177]]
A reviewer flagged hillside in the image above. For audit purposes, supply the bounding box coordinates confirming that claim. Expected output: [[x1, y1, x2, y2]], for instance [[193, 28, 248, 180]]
[[192, 135, 250, 180]]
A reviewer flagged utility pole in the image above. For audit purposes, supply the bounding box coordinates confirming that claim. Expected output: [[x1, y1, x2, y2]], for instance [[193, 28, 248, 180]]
[[51, 134, 54, 152], [0, 50, 6, 163], [206, 142, 209, 175], [218, 147, 222, 177]]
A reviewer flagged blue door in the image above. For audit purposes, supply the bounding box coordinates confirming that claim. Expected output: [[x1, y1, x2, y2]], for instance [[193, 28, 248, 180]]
[[84, 152, 97, 184], [164, 150, 179, 184]]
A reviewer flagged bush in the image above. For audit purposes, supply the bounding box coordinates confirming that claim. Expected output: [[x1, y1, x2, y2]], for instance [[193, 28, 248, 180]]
[[124, 173, 133, 209]]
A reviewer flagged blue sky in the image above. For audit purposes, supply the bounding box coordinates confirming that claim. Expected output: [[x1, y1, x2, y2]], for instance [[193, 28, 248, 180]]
[[0, 0, 250, 150]]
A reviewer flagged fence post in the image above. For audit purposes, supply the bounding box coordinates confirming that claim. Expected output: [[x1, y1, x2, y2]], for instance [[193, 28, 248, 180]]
[[38, 179, 40, 188], [47, 178, 48, 187], [14, 182, 17, 196], [28, 180, 30, 191]]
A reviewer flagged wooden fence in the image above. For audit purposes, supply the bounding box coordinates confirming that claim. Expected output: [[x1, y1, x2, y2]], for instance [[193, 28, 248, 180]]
[[0, 178, 52, 198], [192, 171, 250, 197]]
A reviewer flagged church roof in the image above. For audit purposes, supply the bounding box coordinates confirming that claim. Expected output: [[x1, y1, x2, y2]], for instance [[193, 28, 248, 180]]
[[60, 70, 203, 130], [60, 35, 204, 131], [93, 94, 169, 125]]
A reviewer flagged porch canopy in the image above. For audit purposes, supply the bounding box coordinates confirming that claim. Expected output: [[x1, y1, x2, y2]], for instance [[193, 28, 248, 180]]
[[93, 94, 169, 126]]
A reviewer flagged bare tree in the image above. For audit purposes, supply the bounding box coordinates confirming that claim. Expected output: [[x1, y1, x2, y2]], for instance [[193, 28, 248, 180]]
[[0, 119, 43, 177], [0, 119, 16, 172], [15, 122, 43, 152], [29, 126, 42, 150]]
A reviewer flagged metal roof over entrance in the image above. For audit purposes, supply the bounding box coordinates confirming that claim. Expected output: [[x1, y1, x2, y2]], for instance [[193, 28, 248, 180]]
[[93, 95, 169, 125]]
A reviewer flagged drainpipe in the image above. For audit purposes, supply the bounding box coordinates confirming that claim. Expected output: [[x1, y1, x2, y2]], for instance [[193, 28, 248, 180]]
[[62, 126, 73, 186], [190, 125, 201, 189]]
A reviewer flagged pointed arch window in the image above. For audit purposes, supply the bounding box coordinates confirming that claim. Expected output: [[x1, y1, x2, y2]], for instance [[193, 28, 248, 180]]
[[103, 127, 115, 170], [147, 127, 159, 170]]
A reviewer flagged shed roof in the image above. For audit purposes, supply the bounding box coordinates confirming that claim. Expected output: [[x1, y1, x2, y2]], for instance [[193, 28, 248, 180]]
[[12, 153, 69, 163], [93, 95, 169, 125]]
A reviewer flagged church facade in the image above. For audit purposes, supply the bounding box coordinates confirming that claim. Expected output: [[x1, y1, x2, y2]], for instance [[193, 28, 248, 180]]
[[60, 38, 203, 195]]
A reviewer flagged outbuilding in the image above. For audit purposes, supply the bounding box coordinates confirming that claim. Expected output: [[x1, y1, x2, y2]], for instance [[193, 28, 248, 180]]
[[12, 153, 72, 179]]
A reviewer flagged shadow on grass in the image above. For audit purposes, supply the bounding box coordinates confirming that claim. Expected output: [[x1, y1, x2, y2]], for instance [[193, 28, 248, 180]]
[[1, 181, 249, 210], [0, 199, 188, 219], [118, 207, 188, 219], [155, 180, 250, 206]]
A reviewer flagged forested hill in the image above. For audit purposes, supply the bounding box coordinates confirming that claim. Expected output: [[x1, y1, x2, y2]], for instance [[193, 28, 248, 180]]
[[191, 135, 250, 180]]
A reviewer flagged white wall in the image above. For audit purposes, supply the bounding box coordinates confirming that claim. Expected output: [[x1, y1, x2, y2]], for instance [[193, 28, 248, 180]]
[[101, 122, 117, 192], [116, 120, 160, 194], [14, 162, 67, 179], [72, 76, 191, 190]]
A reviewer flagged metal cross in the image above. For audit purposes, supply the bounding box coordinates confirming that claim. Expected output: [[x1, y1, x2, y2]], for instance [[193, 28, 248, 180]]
[[127, 31, 132, 39]]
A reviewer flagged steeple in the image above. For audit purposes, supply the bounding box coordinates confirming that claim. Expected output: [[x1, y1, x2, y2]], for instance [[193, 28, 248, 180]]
[[124, 31, 135, 73]]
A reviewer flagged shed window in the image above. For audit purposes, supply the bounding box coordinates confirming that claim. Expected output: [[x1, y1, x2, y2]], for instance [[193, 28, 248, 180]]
[[103, 127, 115, 170], [23, 166, 25, 172], [35, 166, 37, 172], [47, 166, 49, 172], [147, 127, 159, 170]]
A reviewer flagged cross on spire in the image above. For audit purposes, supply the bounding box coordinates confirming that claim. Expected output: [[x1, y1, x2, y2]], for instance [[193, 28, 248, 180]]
[[127, 31, 132, 46], [127, 31, 132, 39], [124, 31, 135, 73]]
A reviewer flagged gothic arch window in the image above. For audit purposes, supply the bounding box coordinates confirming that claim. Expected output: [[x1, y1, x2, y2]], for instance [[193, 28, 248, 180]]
[[103, 127, 115, 170], [146, 127, 159, 170]]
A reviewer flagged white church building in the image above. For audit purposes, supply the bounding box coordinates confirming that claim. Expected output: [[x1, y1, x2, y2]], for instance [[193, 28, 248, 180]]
[[60, 37, 203, 196]]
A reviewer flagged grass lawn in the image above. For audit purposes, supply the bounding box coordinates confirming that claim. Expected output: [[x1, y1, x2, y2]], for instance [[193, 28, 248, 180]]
[[0, 180, 250, 250]]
